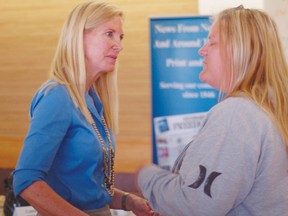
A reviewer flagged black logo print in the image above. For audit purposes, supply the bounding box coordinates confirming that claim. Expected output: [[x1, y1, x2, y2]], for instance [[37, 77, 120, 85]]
[[188, 165, 221, 198]]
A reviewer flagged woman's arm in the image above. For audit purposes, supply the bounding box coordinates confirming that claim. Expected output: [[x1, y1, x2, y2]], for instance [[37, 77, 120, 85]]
[[110, 188, 157, 216], [20, 181, 88, 216]]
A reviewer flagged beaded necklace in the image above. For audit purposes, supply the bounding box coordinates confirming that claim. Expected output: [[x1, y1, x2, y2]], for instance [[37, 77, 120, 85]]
[[89, 112, 115, 196]]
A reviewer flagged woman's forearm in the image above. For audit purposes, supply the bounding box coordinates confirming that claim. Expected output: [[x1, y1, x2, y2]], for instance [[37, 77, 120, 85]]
[[109, 188, 125, 209], [20, 181, 88, 216]]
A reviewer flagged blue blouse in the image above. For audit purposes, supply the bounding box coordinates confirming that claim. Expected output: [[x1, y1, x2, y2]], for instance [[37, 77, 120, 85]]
[[13, 80, 115, 210]]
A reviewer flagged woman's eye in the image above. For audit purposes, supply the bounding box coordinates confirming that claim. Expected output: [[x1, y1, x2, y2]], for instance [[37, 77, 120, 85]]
[[106, 31, 113, 38], [105, 31, 124, 41], [120, 34, 124, 41], [209, 41, 216, 46]]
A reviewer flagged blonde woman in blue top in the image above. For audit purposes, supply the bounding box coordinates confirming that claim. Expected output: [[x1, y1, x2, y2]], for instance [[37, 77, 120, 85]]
[[13, 1, 157, 216]]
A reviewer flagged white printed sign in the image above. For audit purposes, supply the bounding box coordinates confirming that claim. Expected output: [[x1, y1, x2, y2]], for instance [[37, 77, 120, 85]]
[[13, 206, 37, 216], [154, 112, 207, 169]]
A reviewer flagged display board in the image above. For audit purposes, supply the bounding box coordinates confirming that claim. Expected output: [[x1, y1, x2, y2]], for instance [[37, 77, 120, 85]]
[[150, 16, 219, 170]]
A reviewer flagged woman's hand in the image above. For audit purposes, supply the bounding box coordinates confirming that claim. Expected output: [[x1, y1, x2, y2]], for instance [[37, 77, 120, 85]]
[[126, 193, 159, 216]]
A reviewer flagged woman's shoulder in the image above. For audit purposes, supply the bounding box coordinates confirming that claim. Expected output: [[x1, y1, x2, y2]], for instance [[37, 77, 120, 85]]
[[211, 97, 260, 115], [208, 96, 273, 128], [39, 80, 67, 94], [217, 96, 256, 108], [34, 80, 69, 101], [30, 80, 72, 113]]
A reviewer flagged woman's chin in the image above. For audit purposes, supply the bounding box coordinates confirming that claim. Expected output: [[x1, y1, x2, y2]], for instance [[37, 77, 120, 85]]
[[199, 71, 207, 83]]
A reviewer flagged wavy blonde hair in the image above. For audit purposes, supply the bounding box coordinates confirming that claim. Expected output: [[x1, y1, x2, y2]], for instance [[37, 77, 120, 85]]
[[48, 1, 123, 133], [215, 6, 288, 146]]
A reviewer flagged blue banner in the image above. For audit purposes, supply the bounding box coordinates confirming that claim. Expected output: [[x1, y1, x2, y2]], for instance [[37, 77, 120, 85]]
[[150, 16, 219, 169]]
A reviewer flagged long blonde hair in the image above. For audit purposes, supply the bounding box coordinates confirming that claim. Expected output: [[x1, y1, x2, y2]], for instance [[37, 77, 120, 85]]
[[216, 6, 288, 146], [48, 1, 123, 133]]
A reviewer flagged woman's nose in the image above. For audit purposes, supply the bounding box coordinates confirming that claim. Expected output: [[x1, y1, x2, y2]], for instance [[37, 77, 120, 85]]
[[198, 43, 207, 56], [113, 40, 123, 53]]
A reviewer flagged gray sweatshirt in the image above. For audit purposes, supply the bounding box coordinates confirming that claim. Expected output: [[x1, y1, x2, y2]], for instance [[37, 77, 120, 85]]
[[138, 97, 288, 216]]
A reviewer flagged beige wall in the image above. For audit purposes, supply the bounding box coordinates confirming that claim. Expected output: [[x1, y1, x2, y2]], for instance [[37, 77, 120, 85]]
[[0, 0, 198, 172]]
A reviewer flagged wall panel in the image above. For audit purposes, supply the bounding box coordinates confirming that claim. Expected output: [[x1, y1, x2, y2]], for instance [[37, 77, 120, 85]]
[[0, 0, 198, 172]]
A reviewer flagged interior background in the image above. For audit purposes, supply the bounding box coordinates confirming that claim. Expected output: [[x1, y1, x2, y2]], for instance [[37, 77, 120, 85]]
[[0, 0, 199, 172]]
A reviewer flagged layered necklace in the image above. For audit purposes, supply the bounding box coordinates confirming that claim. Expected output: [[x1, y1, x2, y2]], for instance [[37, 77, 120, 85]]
[[89, 112, 115, 196]]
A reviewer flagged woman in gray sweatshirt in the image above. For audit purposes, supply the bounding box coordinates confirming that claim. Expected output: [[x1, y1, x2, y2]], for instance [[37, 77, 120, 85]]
[[137, 5, 288, 216]]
